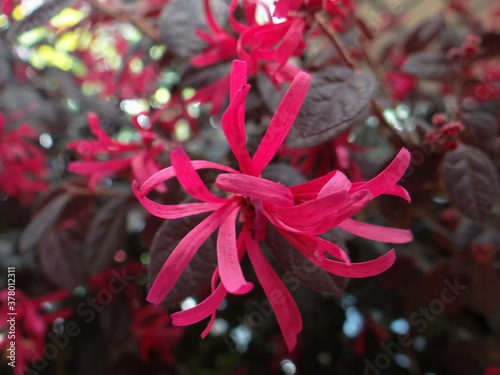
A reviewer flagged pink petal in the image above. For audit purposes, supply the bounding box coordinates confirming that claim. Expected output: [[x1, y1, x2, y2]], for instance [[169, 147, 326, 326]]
[[334, 190, 373, 225], [68, 158, 131, 175], [250, 71, 311, 176], [171, 283, 227, 326], [147, 200, 240, 305], [273, 18, 306, 65], [267, 190, 351, 234], [318, 171, 352, 198], [216, 173, 294, 206], [132, 181, 225, 219], [217, 206, 254, 294], [320, 250, 396, 278], [289, 170, 338, 200], [171, 148, 228, 204], [221, 69, 253, 173], [138, 161, 240, 196], [351, 148, 411, 198], [338, 219, 413, 243], [244, 227, 302, 352]]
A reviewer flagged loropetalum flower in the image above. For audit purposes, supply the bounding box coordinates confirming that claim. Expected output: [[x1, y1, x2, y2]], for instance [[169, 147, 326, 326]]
[[68, 112, 169, 191], [0, 112, 48, 203], [0, 289, 71, 375], [133, 60, 412, 351]]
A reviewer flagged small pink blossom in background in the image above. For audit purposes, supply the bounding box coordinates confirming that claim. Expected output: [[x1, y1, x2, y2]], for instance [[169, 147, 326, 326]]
[[0, 289, 71, 375], [133, 60, 412, 351], [0, 112, 48, 203], [68, 112, 171, 192]]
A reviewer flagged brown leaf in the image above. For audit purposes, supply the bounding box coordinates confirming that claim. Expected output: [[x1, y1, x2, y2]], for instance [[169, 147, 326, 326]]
[[20, 193, 72, 252], [84, 198, 129, 276], [401, 51, 456, 80], [460, 111, 497, 158], [404, 14, 445, 54], [443, 145, 499, 222], [158, 0, 228, 58], [293, 66, 376, 138]]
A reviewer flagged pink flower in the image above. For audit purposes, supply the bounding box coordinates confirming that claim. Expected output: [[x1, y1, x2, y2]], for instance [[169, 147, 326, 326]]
[[133, 60, 412, 351], [0, 112, 48, 203], [67, 112, 169, 192], [131, 305, 184, 364], [194, 0, 306, 81], [0, 289, 71, 375]]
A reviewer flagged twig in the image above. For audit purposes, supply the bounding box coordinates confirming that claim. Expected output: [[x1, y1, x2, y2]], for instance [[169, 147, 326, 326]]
[[86, 0, 161, 44], [315, 12, 407, 147]]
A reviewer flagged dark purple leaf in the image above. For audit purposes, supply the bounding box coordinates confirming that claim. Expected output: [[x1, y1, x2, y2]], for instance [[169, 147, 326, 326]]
[[256, 73, 284, 113], [443, 145, 499, 222], [20, 193, 72, 252], [460, 111, 497, 158], [181, 62, 232, 89], [467, 260, 500, 315], [442, 339, 500, 375], [401, 51, 456, 80], [404, 14, 445, 54], [7, 0, 77, 42], [454, 218, 487, 251], [265, 225, 348, 296], [293, 66, 376, 138], [99, 292, 132, 347], [38, 227, 88, 290], [149, 213, 218, 306], [479, 32, 500, 59], [261, 163, 308, 187], [84, 198, 129, 276], [158, 0, 228, 58]]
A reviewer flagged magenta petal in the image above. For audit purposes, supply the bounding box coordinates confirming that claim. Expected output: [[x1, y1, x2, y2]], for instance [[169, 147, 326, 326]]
[[68, 158, 131, 175], [245, 228, 302, 352], [352, 148, 411, 198], [171, 148, 227, 204], [221, 82, 253, 173], [338, 219, 413, 243], [216, 173, 294, 206], [132, 181, 224, 219], [217, 206, 254, 294], [171, 283, 227, 327], [289, 170, 339, 200], [250, 71, 311, 176], [147, 200, 240, 305], [273, 18, 306, 65], [320, 249, 396, 278], [139, 161, 240, 196], [318, 171, 352, 198]]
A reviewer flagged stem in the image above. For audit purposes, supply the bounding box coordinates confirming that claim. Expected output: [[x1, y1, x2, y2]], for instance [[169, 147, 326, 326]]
[[86, 0, 161, 44], [315, 12, 407, 147], [314, 12, 355, 69]]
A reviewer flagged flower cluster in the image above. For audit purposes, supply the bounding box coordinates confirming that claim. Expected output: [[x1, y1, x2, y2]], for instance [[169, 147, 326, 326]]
[[68, 112, 170, 191], [0, 112, 48, 203], [133, 60, 412, 351], [0, 289, 71, 375]]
